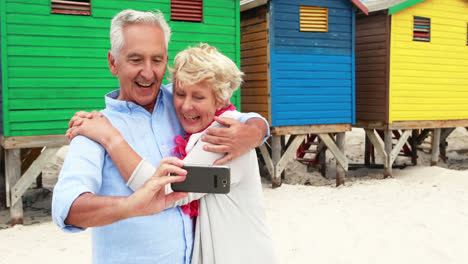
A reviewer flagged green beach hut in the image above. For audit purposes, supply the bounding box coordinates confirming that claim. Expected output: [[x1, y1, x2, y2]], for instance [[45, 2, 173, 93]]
[[0, 0, 241, 224]]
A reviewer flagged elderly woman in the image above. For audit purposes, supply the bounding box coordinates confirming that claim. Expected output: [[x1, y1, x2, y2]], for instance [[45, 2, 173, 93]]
[[67, 43, 277, 264]]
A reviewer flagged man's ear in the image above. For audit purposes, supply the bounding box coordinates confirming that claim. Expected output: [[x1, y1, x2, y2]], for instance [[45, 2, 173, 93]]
[[108, 51, 118, 76]]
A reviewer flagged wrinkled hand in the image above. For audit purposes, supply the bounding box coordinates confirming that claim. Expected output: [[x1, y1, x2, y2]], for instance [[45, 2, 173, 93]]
[[124, 158, 188, 218], [66, 110, 119, 147], [201, 116, 265, 165], [68, 110, 103, 129]]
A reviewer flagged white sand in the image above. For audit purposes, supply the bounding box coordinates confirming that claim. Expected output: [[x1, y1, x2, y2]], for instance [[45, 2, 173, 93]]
[[264, 167, 468, 264], [1, 128, 467, 264], [0, 222, 91, 264]]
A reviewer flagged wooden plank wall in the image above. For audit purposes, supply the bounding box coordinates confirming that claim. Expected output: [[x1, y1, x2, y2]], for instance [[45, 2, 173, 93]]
[[355, 12, 389, 123], [389, 0, 468, 123], [0, 0, 6, 135], [268, 0, 355, 127], [3, 0, 238, 137], [240, 6, 269, 121], [0, 29, 3, 134], [169, 0, 241, 108]]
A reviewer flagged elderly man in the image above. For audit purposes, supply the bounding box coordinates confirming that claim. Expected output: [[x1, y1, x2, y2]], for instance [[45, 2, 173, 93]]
[[52, 9, 269, 264]]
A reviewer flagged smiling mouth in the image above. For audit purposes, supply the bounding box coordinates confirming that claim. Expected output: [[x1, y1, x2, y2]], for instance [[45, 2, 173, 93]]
[[136, 81, 154, 88], [184, 115, 200, 121]]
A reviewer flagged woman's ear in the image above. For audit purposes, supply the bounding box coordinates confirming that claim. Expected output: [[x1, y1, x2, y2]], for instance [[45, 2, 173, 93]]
[[216, 100, 226, 111]]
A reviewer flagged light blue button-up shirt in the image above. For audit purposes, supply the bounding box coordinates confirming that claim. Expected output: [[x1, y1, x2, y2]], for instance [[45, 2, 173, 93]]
[[52, 83, 269, 264]]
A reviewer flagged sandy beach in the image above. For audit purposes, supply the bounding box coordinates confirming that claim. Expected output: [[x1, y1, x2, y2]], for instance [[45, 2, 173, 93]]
[[1, 128, 467, 264]]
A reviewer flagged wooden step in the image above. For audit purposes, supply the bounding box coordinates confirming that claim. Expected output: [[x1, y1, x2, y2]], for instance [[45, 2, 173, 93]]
[[296, 158, 317, 163]]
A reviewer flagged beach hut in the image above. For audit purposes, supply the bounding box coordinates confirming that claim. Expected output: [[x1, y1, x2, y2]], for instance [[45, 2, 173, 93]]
[[240, 0, 368, 187], [0, 0, 241, 224], [355, 0, 468, 177]]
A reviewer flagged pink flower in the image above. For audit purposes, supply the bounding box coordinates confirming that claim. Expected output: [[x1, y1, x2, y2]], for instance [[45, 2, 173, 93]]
[[181, 200, 199, 219], [173, 134, 190, 158]]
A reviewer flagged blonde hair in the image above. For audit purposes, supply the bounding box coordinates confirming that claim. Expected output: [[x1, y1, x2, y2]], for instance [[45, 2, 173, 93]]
[[168, 43, 243, 105], [110, 9, 171, 62]]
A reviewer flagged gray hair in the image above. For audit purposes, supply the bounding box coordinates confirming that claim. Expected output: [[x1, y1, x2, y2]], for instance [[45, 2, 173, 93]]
[[110, 9, 171, 61]]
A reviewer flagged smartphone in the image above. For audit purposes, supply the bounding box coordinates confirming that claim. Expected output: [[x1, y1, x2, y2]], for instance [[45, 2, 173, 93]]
[[171, 165, 230, 194]]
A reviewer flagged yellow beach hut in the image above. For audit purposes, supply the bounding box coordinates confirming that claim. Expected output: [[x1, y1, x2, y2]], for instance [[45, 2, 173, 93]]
[[355, 0, 468, 176]]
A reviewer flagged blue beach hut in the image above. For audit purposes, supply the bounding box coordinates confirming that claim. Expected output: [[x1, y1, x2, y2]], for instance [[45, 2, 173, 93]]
[[240, 0, 368, 186]]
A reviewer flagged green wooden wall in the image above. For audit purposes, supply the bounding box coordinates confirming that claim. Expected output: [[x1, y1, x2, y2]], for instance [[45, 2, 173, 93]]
[[0, 0, 240, 137]]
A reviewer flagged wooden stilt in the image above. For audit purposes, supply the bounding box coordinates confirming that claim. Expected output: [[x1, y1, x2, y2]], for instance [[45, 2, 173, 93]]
[[259, 144, 273, 179], [364, 135, 371, 167], [318, 133, 348, 172], [275, 135, 306, 187], [411, 130, 418, 165], [21, 148, 44, 188], [260, 135, 306, 188], [5, 149, 23, 226], [439, 128, 454, 143], [271, 135, 282, 188], [284, 135, 296, 152], [364, 129, 387, 164], [36, 174, 43, 188], [335, 133, 346, 186], [384, 130, 392, 178], [389, 130, 411, 166], [415, 129, 430, 146], [431, 128, 441, 166], [439, 128, 455, 161], [0, 146, 5, 209], [318, 142, 327, 177], [280, 136, 286, 151], [10, 147, 59, 206], [280, 136, 286, 181]]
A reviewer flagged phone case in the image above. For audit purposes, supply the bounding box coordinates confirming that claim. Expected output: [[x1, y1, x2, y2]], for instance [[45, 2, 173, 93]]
[[171, 165, 230, 194]]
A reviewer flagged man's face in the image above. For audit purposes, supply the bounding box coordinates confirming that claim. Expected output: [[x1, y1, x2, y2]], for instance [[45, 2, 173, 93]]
[[108, 23, 168, 113]]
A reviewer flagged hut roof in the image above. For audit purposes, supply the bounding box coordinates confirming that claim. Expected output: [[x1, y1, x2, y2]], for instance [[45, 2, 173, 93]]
[[240, 0, 369, 15], [240, 0, 267, 11], [361, 0, 436, 14], [361, 0, 407, 12]]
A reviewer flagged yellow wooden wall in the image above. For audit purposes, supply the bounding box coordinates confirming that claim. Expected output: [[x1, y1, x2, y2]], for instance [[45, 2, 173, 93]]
[[389, 0, 468, 123]]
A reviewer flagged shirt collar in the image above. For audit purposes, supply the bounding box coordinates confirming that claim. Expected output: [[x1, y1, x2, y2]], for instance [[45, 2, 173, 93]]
[[104, 87, 166, 114]]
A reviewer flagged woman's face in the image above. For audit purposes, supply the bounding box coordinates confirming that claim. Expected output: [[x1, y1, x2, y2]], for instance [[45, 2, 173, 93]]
[[174, 82, 224, 134]]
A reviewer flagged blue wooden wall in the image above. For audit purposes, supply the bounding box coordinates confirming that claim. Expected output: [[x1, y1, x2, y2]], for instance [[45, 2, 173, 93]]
[[269, 0, 356, 127]]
